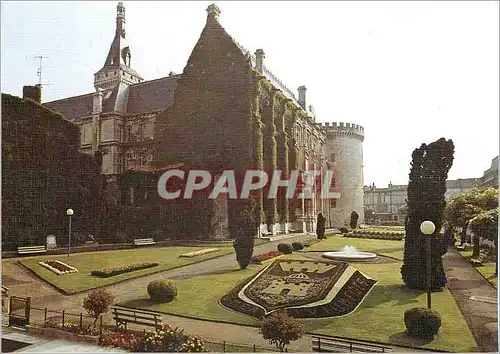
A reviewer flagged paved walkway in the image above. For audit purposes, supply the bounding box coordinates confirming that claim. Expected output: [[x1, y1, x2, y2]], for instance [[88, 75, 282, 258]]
[[442, 247, 498, 352]]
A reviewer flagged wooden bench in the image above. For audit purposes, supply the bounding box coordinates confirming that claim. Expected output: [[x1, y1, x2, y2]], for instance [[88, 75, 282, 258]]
[[18, 245, 47, 255], [133, 238, 156, 246], [312, 335, 392, 352], [111, 306, 163, 330]]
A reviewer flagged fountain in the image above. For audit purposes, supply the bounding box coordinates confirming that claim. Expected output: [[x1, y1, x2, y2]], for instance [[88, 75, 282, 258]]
[[322, 245, 376, 261]]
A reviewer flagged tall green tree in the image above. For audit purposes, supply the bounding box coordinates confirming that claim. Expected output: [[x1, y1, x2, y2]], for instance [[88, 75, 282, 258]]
[[401, 138, 454, 290]]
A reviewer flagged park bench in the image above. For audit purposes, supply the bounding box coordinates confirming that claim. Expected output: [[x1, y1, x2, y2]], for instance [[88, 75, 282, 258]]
[[17, 245, 47, 255], [470, 249, 490, 266], [111, 306, 163, 330], [312, 335, 392, 353], [133, 238, 156, 246]]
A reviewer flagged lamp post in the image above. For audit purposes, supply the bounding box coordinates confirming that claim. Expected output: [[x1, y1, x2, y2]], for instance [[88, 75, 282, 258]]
[[66, 208, 74, 257], [420, 220, 436, 309]]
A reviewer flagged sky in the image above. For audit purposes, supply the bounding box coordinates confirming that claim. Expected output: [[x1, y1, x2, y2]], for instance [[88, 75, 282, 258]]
[[1, 1, 499, 187]]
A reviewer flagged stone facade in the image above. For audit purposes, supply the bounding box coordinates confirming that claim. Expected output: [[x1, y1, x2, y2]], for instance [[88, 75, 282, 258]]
[[42, 2, 365, 239], [477, 156, 498, 189]]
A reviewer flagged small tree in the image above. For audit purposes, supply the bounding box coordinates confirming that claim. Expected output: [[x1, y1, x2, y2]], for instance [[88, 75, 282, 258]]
[[82, 289, 114, 330], [470, 208, 499, 274], [350, 211, 359, 229], [260, 311, 304, 352], [233, 200, 256, 269]]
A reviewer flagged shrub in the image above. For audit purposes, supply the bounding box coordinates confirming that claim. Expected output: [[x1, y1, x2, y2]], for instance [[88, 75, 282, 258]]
[[350, 211, 359, 229], [292, 242, 304, 251], [260, 310, 305, 352], [148, 279, 177, 302], [83, 289, 114, 329], [277, 243, 294, 254], [404, 307, 442, 338], [339, 227, 349, 234]]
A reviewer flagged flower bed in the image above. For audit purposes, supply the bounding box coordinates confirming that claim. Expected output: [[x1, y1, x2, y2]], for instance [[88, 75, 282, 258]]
[[179, 248, 219, 258], [251, 251, 283, 264], [99, 324, 205, 352], [91, 262, 159, 278], [27, 323, 99, 345], [39, 260, 78, 275], [344, 232, 404, 241]]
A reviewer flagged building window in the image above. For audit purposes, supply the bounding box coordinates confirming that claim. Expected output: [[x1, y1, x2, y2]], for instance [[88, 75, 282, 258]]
[[138, 123, 145, 140], [330, 153, 336, 163], [126, 126, 132, 142], [330, 199, 337, 208]]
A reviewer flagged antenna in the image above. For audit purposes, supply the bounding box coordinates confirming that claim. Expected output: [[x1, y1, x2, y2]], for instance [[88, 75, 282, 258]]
[[34, 55, 51, 86]]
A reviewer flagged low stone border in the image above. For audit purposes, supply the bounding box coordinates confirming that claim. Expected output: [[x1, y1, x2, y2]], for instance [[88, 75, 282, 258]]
[[39, 260, 78, 275], [26, 325, 100, 345], [179, 248, 220, 258]]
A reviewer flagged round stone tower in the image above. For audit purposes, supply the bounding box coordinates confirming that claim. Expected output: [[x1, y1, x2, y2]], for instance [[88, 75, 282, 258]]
[[317, 122, 364, 228]]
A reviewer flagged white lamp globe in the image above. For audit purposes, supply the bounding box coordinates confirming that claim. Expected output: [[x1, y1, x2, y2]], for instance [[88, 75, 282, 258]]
[[420, 220, 436, 235], [66, 208, 74, 216]]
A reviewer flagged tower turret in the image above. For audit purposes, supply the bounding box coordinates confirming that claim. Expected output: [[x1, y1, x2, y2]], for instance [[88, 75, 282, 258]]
[[94, 2, 143, 91]]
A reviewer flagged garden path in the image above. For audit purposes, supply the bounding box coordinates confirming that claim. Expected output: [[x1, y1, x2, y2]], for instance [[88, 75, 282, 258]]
[[442, 247, 498, 352]]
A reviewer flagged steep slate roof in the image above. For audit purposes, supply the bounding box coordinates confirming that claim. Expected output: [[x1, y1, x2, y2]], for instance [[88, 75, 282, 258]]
[[44, 74, 180, 120], [44, 87, 119, 121], [126, 75, 180, 114], [44, 93, 94, 121]]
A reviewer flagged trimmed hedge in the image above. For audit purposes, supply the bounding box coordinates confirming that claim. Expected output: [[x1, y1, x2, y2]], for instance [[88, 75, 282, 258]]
[[404, 307, 441, 338], [339, 227, 349, 234], [91, 262, 159, 278], [277, 243, 294, 254], [147, 279, 177, 302], [303, 239, 322, 247], [292, 242, 304, 251]]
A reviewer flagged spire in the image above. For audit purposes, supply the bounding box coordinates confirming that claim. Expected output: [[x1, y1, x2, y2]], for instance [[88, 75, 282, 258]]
[[94, 2, 143, 90], [116, 2, 126, 38]]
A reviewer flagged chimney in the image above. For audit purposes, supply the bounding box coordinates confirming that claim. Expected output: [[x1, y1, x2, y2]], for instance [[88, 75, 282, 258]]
[[298, 86, 307, 109], [23, 85, 42, 103], [255, 49, 265, 73]]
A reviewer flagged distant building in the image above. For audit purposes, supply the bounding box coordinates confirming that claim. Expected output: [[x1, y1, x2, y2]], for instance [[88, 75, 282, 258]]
[[363, 178, 480, 223], [477, 156, 498, 189]]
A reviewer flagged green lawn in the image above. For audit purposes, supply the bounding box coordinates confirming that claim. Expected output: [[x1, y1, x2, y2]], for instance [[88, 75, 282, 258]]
[[306, 235, 405, 260], [16, 245, 234, 294], [119, 254, 477, 352]]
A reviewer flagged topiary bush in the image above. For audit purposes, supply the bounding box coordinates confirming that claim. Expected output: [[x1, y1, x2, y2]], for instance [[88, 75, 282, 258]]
[[277, 243, 294, 254], [147, 280, 178, 302], [291, 242, 304, 251], [339, 227, 349, 234], [404, 307, 441, 338]]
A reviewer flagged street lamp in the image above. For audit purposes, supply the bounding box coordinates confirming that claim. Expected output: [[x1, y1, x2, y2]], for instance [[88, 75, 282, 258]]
[[66, 208, 74, 257], [420, 220, 436, 308]]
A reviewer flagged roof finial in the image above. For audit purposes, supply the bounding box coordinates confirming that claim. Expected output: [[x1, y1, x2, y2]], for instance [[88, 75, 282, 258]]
[[117, 2, 125, 18], [206, 4, 221, 21]]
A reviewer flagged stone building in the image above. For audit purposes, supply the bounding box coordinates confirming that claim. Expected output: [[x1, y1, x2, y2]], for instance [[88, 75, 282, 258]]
[[364, 178, 480, 224], [43, 3, 365, 240], [477, 156, 498, 189]]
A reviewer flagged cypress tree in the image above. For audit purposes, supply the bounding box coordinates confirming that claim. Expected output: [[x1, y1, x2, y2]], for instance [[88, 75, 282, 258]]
[[401, 138, 454, 290]]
